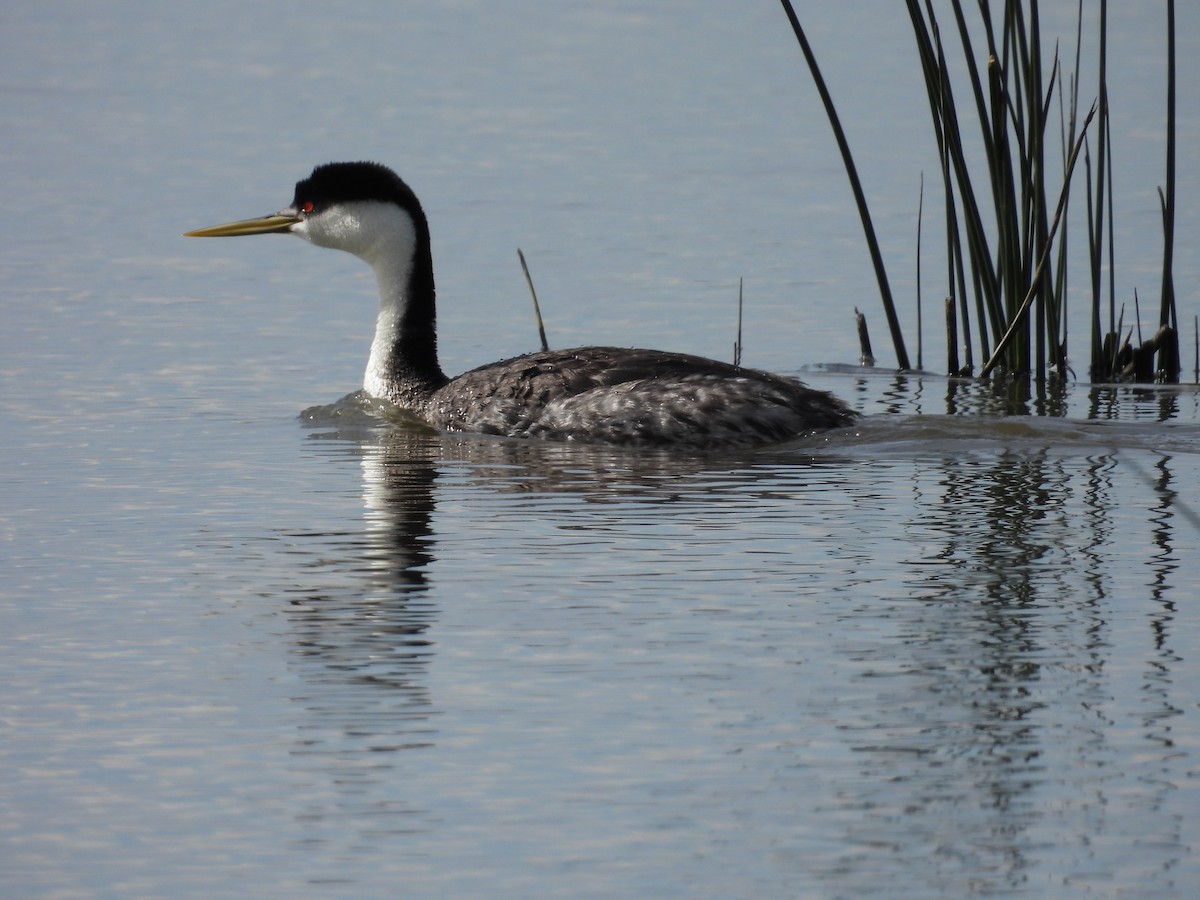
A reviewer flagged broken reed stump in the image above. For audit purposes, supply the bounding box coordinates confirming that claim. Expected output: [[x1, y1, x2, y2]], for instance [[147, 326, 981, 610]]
[[854, 307, 875, 367], [1095, 324, 1180, 383], [945, 297, 960, 377], [1143, 324, 1179, 382]]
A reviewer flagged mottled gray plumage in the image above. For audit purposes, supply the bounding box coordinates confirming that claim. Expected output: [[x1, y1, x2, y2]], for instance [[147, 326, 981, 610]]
[[189, 162, 857, 448], [416, 346, 855, 448]]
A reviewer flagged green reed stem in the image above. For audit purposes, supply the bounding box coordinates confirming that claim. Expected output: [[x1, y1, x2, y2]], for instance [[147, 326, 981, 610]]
[[517, 249, 549, 353], [981, 103, 1096, 379], [778, 0, 911, 370], [1160, 0, 1177, 336]]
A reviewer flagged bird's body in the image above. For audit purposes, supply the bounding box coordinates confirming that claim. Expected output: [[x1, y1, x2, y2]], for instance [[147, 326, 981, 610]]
[[187, 161, 856, 448], [407, 346, 852, 448]]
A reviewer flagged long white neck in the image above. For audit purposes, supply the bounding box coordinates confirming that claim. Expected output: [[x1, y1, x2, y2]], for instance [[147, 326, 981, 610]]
[[364, 246, 415, 400], [295, 201, 446, 404]]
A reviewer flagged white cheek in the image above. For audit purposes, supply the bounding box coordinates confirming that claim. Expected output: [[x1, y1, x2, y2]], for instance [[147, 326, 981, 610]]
[[304, 210, 361, 250], [289, 202, 417, 272]]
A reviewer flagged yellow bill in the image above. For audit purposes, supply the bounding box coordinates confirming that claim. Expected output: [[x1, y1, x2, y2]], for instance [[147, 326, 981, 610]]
[[185, 213, 299, 237]]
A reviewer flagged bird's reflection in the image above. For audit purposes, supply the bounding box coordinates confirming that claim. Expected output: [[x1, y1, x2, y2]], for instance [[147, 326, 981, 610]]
[[280, 424, 832, 749], [284, 429, 441, 710], [275, 428, 448, 852]]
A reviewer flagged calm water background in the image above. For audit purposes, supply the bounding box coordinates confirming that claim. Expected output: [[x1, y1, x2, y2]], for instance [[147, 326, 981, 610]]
[[3, 2, 1200, 896]]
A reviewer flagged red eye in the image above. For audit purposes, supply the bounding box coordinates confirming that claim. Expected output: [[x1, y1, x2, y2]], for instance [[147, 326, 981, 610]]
[[302, 201, 314, 214]]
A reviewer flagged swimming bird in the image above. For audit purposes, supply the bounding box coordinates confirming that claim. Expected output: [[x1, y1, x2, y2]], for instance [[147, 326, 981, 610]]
[[186, 161, 856, 448]]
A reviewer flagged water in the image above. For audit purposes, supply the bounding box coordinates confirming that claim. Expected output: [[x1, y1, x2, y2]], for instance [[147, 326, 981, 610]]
[[3, 2, 1200, 897]]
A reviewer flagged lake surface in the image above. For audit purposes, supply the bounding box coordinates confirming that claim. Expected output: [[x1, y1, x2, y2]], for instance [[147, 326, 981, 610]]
[[3, 2, 1199, 897]]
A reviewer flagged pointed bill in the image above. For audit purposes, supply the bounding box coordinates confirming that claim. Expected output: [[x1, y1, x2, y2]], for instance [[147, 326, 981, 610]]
[[185, 212, 299, 237]]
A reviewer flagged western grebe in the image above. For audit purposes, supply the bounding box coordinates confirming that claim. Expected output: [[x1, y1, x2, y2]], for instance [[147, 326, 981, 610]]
[[186, 161, 856, 448]]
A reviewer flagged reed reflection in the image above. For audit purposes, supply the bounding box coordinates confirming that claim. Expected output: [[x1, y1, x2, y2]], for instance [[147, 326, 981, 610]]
[[824, 438, 1193, 893]]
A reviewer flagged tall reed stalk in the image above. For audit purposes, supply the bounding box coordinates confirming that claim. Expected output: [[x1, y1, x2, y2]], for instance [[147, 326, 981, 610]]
[[778, 0, 911, 370], [1157, 0, 1180, 380]]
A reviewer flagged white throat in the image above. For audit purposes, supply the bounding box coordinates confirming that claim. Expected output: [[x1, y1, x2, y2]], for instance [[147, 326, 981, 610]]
[[292, 202, 420, 398]]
